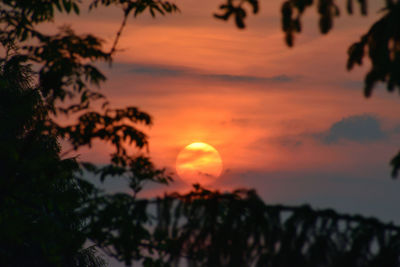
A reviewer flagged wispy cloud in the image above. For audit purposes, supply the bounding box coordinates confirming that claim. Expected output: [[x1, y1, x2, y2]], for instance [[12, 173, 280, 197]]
[[127, 64, 187, 76], [114, 62, 298, 84], [200, 73, 294, 83]]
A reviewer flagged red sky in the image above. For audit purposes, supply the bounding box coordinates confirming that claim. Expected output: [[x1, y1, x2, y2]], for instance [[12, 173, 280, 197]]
[[56, 1, 400, 226]]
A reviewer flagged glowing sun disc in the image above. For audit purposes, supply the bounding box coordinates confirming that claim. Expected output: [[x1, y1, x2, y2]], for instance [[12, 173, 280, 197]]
[[176, 142, 223, 185]]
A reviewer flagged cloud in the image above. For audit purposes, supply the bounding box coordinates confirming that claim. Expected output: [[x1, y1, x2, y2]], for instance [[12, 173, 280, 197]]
[[273, 136, 303, 148], [201, 73, 294, 83], [176, 150, 216, 165], [127, 63, 188, 76], [197, 171, 215, 178], [247, 114, 387, 151], [318, 114, 386, 144], [113, 62, 297, 84], [251, 132, 305, 150]]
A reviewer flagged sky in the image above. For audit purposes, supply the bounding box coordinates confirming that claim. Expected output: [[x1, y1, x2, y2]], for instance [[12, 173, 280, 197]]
[[55, 0, 400, 230]]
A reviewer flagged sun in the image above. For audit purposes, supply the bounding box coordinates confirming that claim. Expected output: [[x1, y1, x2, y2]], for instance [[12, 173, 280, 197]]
[[176, 142, 223, 186]]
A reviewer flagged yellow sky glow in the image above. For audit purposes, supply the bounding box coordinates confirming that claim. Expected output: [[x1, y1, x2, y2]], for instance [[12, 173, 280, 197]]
[[176, 142, 223, 186]]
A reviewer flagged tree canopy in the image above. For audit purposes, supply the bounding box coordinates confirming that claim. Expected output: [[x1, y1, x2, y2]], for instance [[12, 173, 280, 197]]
[[1, 0, 400, 266]]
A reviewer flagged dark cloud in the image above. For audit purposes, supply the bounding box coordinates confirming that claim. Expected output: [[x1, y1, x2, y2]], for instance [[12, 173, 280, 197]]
[[318, 114, 386, 144], [200, 73, 294, 83], [248, 114, 387, 151], [112, 62, 296, 83]]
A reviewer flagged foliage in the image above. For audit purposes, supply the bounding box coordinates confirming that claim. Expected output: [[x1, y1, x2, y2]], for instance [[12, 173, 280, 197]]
[[148, 187, 400, 267], [0, 0, 176, 265], [0, 0, 175, 194], [2, 0, 400, 267], [0, 51, 106, 266]]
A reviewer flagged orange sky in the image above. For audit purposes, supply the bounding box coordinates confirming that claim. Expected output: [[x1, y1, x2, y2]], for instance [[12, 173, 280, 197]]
[[55, 1, 400, 225]]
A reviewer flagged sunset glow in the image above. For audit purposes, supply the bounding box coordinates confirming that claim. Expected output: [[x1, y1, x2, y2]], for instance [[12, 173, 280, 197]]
[[65, 0, 400, 225], [7, 1, 400, 267], [176, 142, 223, 186]]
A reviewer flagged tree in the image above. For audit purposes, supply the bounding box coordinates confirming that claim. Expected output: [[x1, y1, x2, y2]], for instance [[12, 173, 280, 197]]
[[2, 0, 400, 266], [0, 46, 107, 266], [0, 1, 176, 265]]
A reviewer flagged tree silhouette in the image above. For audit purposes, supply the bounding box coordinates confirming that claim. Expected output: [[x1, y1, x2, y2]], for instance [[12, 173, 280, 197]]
[[150, 187, 400, 267], [0, 47, 107, 266], [1, 1, 400, 266]]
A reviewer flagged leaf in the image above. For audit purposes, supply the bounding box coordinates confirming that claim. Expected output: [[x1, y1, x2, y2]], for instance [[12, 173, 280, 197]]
[[63, 0, 72, 13], [72, 2, 80, 15]]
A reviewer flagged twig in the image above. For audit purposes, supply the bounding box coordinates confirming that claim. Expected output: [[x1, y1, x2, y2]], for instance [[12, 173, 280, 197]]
[[109, 7, 131, 56]]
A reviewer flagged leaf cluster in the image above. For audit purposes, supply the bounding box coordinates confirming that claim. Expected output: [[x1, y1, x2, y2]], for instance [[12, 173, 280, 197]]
[[214, 0, 259, 29], [90, 0, 179, 18], [0, 55, 106, 266], [0, 0, 176, 186], [0, 1, 176, 265], [347, 2, 400, 97], [280, 0, 367, 46]]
